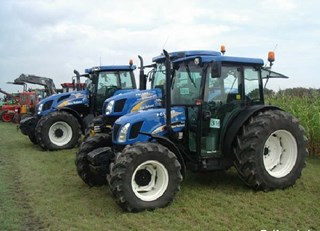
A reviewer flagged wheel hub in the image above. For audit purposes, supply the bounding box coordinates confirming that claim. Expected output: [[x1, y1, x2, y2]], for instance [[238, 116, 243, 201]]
[[135, 169, 152, 187], [54, 129, 64, 138]]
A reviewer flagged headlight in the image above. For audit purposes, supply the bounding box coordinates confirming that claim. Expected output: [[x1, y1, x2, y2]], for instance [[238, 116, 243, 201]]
[[118, 123, 130, 143], [105, 100, 115, 115], [37, 103, 43, 114]]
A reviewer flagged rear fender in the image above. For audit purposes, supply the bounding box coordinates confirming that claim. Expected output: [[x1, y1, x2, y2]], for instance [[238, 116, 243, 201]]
[[56, 107, 87, 133], [222, 105, 281, 157]]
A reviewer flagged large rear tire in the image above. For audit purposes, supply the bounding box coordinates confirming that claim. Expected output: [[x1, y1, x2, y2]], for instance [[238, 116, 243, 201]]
[[35, 111, 81, 151], [109, 142, 182, 212], [75, 133, 112, 186], [234, 110, 307, 191]]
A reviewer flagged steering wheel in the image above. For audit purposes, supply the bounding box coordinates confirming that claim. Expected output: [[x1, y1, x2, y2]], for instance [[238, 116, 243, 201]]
[[105, 85, 119, 97]]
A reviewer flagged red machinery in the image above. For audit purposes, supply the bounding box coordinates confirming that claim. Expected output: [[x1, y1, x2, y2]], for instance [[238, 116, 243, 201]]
[[0, 88, 39, 122]]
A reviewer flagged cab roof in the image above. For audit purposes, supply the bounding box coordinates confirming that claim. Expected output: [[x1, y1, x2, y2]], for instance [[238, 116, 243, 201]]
[[152, 50, 221, 63], [173, 53, 264, 66], [85, 65, 136, 74]]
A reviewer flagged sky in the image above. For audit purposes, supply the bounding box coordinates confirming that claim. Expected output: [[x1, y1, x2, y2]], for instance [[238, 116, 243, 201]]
[[0, 0, 319, 94]]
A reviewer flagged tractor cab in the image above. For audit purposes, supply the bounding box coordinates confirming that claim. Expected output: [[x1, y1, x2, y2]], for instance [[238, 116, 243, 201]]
[[171, 55, 264, 159], [85, 65, 137, 115]]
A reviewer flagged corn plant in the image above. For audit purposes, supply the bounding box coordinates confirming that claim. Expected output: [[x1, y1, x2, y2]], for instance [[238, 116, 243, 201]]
[[266, 88, 320, 156]]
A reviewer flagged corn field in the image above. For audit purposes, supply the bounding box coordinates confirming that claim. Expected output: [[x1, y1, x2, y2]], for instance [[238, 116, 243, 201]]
[[266, 88, 320, 156]]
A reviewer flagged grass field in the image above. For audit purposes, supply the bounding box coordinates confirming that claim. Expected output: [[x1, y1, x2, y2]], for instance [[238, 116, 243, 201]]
[[0, 121, 319, 231]]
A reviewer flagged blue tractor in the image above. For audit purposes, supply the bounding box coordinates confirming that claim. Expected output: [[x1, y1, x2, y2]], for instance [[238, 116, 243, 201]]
[[19, 64, 137, 150], [75, 51, 217, 186], [85, 49, 307, 212]]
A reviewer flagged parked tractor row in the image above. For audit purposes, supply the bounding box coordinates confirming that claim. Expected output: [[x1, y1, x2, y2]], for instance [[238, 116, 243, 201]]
[[75, 49, 307, 212], [5, 48, 307, 213]]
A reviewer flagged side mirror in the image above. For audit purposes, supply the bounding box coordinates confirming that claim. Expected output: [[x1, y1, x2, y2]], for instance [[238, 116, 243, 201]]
[[91, 73, 98, 84], [211, 62, 221, 78]]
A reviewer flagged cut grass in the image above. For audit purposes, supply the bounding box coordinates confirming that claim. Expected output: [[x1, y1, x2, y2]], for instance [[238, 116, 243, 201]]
[[0, 122, 319, 231]]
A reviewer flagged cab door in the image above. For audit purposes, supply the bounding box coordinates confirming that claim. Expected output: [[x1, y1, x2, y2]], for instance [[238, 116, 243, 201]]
[[198, 65, 242, 156]]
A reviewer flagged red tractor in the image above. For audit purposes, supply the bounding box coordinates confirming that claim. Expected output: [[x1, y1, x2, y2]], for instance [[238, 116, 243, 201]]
[[1, 74, 58, 122], [0, 89, 39, 122]]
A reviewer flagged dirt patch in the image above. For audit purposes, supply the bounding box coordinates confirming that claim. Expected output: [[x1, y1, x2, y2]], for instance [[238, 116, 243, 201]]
[[3, 156, 46, 231]]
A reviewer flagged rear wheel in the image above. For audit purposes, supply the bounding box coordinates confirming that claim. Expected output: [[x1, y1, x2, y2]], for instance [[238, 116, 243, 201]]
[[109, 142, 182, 212], [234, 110, 307, 191], [1, 111, 14, 122], [35, 111, 81, 150], [75, 133, 112, 186]]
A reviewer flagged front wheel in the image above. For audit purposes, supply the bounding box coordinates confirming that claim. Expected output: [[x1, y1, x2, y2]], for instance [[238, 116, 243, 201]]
[[109, 142, 183, 212], [35, 111, 81, 151], [75, 133, 112, 186], [234, 110, 307, 191]]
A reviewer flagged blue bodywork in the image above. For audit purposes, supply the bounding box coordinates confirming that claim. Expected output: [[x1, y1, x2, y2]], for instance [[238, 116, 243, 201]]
[[35, 90, 90, 116], [112, 107, 186, 145], [102, 88, 163, 116]]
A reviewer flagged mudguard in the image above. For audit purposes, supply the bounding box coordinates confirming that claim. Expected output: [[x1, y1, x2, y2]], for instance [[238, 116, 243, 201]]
[[19, 116, 39, 136], [221, 105, 281, 157]]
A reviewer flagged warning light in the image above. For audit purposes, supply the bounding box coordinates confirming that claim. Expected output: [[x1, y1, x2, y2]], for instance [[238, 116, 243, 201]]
[[129, 59, 133, 65], [220, 45, 226, 55], [268, 51, 275, 62]]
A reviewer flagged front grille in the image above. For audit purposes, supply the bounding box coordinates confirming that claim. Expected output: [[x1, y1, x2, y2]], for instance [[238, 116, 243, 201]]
[[114, 99, 126, 112], [129, 121, 143, 139], [113, 124, 121, 141], [43, 100, 53, 111]]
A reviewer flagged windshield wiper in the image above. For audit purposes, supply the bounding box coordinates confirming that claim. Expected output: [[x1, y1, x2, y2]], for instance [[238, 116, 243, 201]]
[[185, 64, 196, 88]]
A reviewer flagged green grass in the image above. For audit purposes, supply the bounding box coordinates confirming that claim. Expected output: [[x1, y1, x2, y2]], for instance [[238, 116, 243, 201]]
[[0, 122, 319, 231]]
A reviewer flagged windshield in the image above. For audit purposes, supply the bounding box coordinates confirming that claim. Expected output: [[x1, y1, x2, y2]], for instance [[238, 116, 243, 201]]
[[171, 61, 203, 105], [151, 63, 166, 88], [98, 71, 134, 89]]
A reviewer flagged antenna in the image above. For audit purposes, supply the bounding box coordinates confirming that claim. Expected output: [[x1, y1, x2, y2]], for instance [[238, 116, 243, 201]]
[[162, 36, 169, 49], [273, 44, 278, 52], [100, 56, 102, 67]]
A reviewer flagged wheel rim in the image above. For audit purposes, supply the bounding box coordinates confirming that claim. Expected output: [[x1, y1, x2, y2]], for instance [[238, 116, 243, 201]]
[[48, 121, 73, 146], [263, 130, 297, 178], [131, 160, 169, 202]]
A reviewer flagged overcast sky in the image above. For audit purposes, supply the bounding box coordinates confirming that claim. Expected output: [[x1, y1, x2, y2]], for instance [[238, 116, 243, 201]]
[[0, 0, 319, 94]]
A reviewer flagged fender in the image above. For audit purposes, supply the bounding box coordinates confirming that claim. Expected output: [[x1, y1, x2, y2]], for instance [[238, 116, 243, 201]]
[[56, 107, 92, 133], [142, 132, 187, 178], [221, 105, 282, 157]]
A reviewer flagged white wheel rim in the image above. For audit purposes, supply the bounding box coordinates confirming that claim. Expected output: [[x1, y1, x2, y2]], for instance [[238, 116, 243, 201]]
[[131, 160, 169, 202], [263, 130, 297, 178], [48, 121, 73, 146]]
